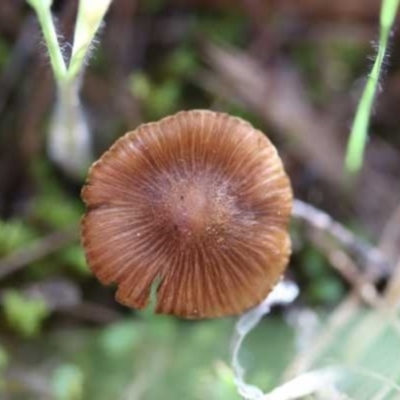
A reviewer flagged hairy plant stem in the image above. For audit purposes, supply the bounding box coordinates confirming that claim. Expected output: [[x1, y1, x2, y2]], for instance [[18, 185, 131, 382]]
[[28, 0, 112, 178], [27, 0, 66, 82]]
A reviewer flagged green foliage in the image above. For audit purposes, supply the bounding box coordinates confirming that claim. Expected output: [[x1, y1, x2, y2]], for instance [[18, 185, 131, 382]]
[[34, 193, 82, 229], [244, 317, 296, 392], [345, 0, 400, 173], [0, 219, 36, 256], [23, 160, 88, 275], [142, 0, 165, 14], [292, 304, 400, 399], [0, 160, 87, 281], [129, 39, 205, 120], [0, 39, 10, 69], [198, 13, 246, 46], [3, 290, 49, 337], [59, 245, 89, 275], [51, 364, 84, 400], [0, 345, 8, 391], [196, 362, 239, 400], [0, 346, 7, 370], [32, 161, 83, 229], [291, 39, 368, 105], [302, 247, 346, 305], [308, 278, 345, 305], [17, 316, 291, 400], [130, 72, 181, 119], [150, 80, 181, 117], [99, 321, 139, 358], [130, 72, 152, 100], [166, 47, 199, 77]]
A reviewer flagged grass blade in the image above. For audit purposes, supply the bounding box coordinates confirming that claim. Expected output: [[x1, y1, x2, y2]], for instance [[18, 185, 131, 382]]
[[345, 0, 400, 174]]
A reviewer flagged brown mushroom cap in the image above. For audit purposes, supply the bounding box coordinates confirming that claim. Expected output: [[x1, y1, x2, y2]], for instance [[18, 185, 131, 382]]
[[81, 110, 292, 318]]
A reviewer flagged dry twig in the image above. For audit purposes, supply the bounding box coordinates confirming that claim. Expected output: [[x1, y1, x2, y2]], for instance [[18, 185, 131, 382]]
[[293, 199, 391, 278]]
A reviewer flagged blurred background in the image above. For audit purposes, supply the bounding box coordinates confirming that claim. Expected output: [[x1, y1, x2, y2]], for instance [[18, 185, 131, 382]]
[[1, 0, 400, 399]]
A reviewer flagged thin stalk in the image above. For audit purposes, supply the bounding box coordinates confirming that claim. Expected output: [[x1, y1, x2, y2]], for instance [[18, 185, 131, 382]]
[[27, 0, 67, 83], [345, 0, 400, 173]]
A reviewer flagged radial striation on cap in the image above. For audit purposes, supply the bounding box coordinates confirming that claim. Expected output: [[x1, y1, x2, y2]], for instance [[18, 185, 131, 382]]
[[81, 110, 293, 318]]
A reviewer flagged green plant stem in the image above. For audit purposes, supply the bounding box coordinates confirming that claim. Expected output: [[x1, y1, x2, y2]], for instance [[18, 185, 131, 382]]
[[67, 0, 112, 81], [27, 0, 67, 83], [27, 0, 113, 178], [345, 0, 399, 174]]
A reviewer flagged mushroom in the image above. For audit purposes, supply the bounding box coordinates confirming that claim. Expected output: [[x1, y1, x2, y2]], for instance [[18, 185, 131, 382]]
[[81, 110, 292, 318]]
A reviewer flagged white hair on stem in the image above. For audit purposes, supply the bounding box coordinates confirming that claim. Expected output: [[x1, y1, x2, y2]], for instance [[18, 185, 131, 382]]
[[27, 0, 113, 179]]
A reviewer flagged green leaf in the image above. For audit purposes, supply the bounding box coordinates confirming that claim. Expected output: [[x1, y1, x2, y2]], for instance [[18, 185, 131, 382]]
[[59, 245, 89, 275], [130, 72, 152, 100], [0, 219, 36, 256], [52, 364, 84, 400], [3, 290, 49, 337], [0, 345, 8, 392], [0, 346, 7, 370], [100, 321, 139, 357]]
